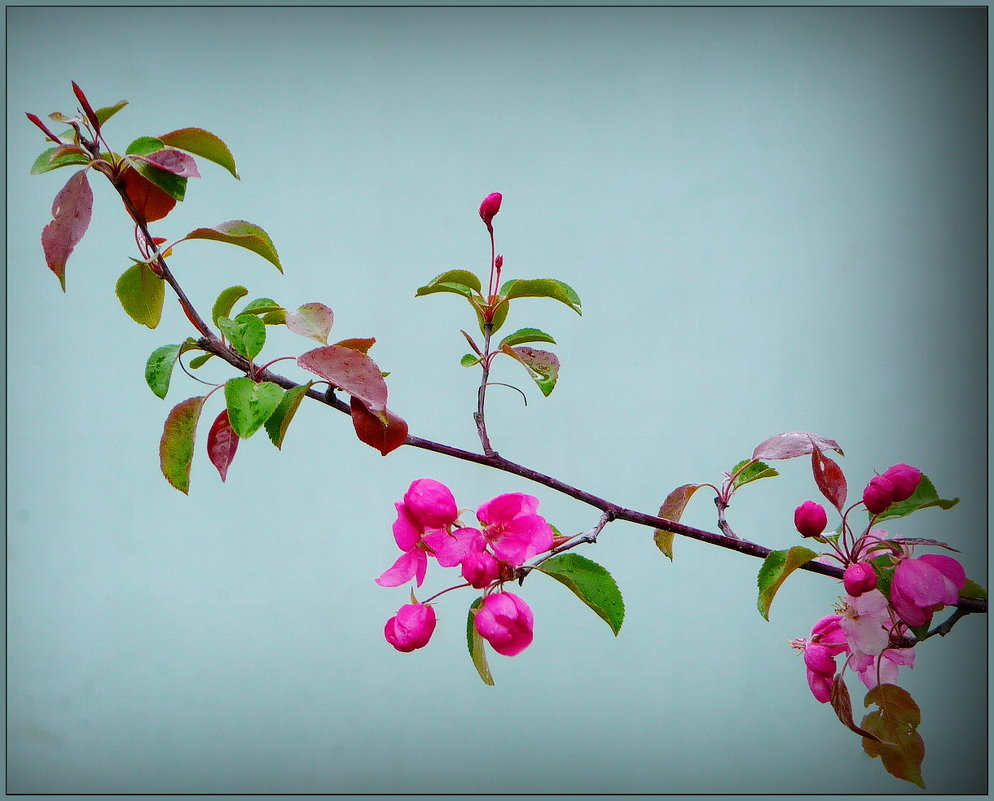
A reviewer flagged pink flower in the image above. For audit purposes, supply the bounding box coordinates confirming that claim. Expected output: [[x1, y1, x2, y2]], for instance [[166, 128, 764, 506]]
[[403, 478, 458, 530], [890, 553, 967, 627], [793, 500, 828, 537], [474, 592, 534, 656], [843, 562, 877, 597], [422, 526, 482, 568], [479, 192, 502, 229], [840, 589, 891, 659], [375, 502, 431, 587], [461, 548, 500, 588], [476, 493, 553, 566], [384, 603, 436, 652], [881, 463, 922, 502], [795, 615, 849, 703], [855, 647, 916, 690], [862, 474, 896, 515]]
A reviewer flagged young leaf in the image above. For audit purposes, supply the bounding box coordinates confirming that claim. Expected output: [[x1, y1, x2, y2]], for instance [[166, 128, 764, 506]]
[[145, 344, 182, 399], [467, 597, 495, 686], [211, 285, 249, 325], [829, 675, 881, 741], [297, 345, 389, 413], [460, 353, 481, 367], [415, 269, 482, 298], [142, 149, 201, 179], [334, 338, 376, 354], [264, 383, 313, 449], [653, 483, 706, 560], [498, 327, 557, 349], [119, 166, 177, 223], [41, 168, 93, 290], [861, 684, 926, 789], [811, 450, 847, 512], [126, 136, 165, 156], [92, 99, 129, 128], [500, 345, 560, 396], [217, 315, 267, 361], [535, 553, 624, 635], [224, 378, 285, 439], [959, 579, 987, 601], [188, 353, 214, 370], [239, 297, 284, 316], [872, 474, 959, 522], [159, 395, 206, 494], [30, 146, 90, 174], [286, 302, 335, 344], [752, 431, 844, 461], [158, 127, 239, 179], [206, 409, 239, 482], [756, 545, 818, 620], [729, 459, 779, 489], [475, 299, 510, 336], [350, 397, 409, 456], [500, 278, 582, 315], [116, 261, 165, 328], [182, 221, 281, 272]]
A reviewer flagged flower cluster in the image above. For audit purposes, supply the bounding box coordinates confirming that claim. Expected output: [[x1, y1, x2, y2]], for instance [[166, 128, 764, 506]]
[[790, 464, 967, 703], [378, 478, 555, 657]]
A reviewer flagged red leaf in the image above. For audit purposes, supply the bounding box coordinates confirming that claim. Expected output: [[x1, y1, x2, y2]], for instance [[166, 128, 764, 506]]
[[119, 166, 176, 223], [350, 397, 408, 455], [206, 409, 239, 482], [297, 345, 388, 412], [41, 169, 93, 290], [812, 450, 848, 512], [71, 80, 100, 131], [752, 431, 844, 461], [142, 149, 201, 178]]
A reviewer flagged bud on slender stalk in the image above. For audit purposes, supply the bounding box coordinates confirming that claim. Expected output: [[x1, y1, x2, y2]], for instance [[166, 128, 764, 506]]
[[479, 192, 502, 230], [794, 500, 828, 538]]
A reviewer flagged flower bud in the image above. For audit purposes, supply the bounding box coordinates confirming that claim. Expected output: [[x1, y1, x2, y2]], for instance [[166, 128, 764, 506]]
[[862, 475, 896, 515], [384, 603, 436, 652], [793, 500, 828, 537], [494, 254, 503, 269], [461, 549, 500, 589], [479, 192, 502, 229], [403, 478, 458, 530], [881, 463, 922, 503], [474, 591, 534, 656], [843, 562, 878, 597]]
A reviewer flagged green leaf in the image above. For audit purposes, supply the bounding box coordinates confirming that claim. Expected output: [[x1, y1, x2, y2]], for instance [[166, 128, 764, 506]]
[[54, 100, 128, 140], [239, 297, 285, 317], [224, 378, 285, 439], [211, 285, 249, 325], [500, 278, 582, 315], [861, 684, 926, 789], [460, 353, 481, 367], [187, 353, 214, 370], [182, 221, 281, 272], [159, 395, 206, 494], [158, 127, 239, 179], [116, 261, 165, 328], [476, 298, 509, 336], [131, 158, 188, 202], [500, 345, 560, 396], [30, 146, 90, 174], [873, 474, 959, 522], [536, 553, 624, 635], [730, 459, 779, 489], [756, 545, 818, 620], [217, 315, 266, 361], [416, 269, 482, 298], [264, 382, 312, 449], [125, 136, 165, 156], [960, 579, 987, 601], [145, 344, 182, 399], [653, 483, 706, 560], [467, 597, 495, 686], [498, 327, 557, 349]]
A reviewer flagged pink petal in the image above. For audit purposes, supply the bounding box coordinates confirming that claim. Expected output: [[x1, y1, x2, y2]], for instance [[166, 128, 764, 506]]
[[404, 479, 458, 530], [489, 514, 553, 565], [392, 502, 422, 551], [918, 554, 967, 601], [476, 493, 539, 526], [806, 668, 833, 703], [375, 550, 426, 587], [423, 527, 483, 568]]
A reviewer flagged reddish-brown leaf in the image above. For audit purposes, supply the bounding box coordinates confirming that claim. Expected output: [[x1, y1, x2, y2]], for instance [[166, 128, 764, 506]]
[[41, 169, 93, 290], [752, 431, 844, 461], [142, 149, 201, 178], [653, 483, 706, 560], [206, 409, 239, 482], [812, 450, 848, 512], [333, 337, 376, 354], [119, 166, 176, 223], [350, 397, 408, 455], [297, 345, 388, 412], [830, 675, 880, 741]]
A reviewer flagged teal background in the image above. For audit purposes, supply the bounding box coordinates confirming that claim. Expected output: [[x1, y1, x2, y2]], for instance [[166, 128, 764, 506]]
[[6, 6, 987, 794]]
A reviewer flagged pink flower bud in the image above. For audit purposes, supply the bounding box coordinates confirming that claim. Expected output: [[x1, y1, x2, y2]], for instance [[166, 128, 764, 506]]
[[494, 254, 503, 269], [384, 603, 436, 652], [403, 478, 458, 530], [843, 562, 877, 597], [862, 475, 896, 515], [479, 192, 502, 229], [474, 591, 534, 656], [461, 549, 500, 589], [881, 463, 922, 503], [793, 500, 828, 537], [890, 553, 967, 627]]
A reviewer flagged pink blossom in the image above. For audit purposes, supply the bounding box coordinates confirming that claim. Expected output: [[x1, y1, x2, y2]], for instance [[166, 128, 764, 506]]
[[862, 474, 896, 515], [855, 647, 916, 690], [795, 615, 848, 703], [840, 589, 891, 659], [479, 192, 502, 229], [477, 493, 553, 566], [422, 526, 482, 568], [474, 592, 534, 656], [384, 603, 436, 652], [843, 562, 877, 597], [403, 478, 458, 530], [461, 548, 500, 588], [375, 502, 430, 587], [881, 463, 922, 502], [793, 500, 828, 538], [890, 553, 966, 627]]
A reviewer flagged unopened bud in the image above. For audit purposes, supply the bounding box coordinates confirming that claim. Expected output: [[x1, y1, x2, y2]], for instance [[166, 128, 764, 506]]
[[881, 463, 922, 503], [793, 500, 828, 538], [843, 562, 878, 597], [494, 254, 503, 269], [479, 192, 502, 229], [862, 475, 896, 515]]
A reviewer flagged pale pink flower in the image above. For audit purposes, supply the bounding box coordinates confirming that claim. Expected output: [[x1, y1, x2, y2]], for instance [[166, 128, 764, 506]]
[[855, 647, 916, 690], [476, 493, 553, 566], [384, 603, 436, 652], [890, 553, 967, 627], [840, 589, 891, 659], [474, 592, 534, 656], [793, 500, 828, 537], [843, 562, 877, 597]]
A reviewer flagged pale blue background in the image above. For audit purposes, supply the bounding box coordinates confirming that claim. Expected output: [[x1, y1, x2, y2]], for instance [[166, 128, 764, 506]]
[[6, 6, 987, 795]]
